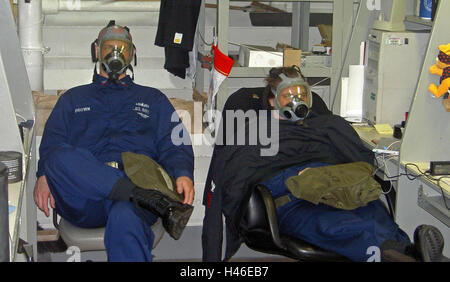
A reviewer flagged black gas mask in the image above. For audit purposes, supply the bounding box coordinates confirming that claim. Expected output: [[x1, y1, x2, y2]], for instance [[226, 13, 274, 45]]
[[91, 20, 137, 84], [272, 73, 313, 122]]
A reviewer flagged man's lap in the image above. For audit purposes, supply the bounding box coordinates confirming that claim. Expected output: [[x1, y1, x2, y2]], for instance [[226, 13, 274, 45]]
[[276, 199, 410, 261], [43, 144, 125, 228], [261, 162, 410, 260]]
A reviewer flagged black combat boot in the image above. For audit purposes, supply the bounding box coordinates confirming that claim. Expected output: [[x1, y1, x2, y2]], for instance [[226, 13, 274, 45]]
[[131, 187, 194, 240], [414, 225, 448, 262], [109, 177, 194, 240]]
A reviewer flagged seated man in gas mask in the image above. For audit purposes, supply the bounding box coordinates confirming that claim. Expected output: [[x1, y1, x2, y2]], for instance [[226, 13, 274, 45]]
[[34, 21, 195, 262], [202, 66, 447, 262]]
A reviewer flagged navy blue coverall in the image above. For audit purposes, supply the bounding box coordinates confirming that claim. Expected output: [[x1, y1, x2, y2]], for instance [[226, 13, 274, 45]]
[[37, 74, 194, 261]]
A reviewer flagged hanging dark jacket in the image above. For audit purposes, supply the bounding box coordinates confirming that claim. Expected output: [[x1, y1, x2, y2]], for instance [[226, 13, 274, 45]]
[[201, 109, 374, 261], [155, 0, 202, 79]]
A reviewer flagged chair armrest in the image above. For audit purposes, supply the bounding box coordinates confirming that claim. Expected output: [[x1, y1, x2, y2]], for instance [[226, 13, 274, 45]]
[[53, 209, 59, 229], [255, 184, 286, 251]]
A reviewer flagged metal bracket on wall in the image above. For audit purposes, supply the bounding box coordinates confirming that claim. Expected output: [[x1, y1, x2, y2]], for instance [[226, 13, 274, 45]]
[[18, 238, 34, 262], [418, 184, 450, 228], [418, 184, 424, 206]]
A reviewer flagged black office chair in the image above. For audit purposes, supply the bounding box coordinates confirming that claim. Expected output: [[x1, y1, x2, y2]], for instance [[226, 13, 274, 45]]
[[239, 184, 350, 262], [219, 87, 348, 261]]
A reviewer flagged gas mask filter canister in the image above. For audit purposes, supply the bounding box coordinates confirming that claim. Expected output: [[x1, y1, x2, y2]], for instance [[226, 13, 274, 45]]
[[101, 44, 130, 82]]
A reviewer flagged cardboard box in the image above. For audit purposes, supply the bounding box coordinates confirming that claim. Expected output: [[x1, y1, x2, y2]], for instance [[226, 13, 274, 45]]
[[238, 45, 283, 68], [32, 91, 62, 136], [169, 98, 205, 134], [283, 49, 302, 67], [32, 91, 205, 135]]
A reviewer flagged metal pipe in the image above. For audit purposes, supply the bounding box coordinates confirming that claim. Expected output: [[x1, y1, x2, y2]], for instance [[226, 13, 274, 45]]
[[18, 0, 45, 91], [42, 0, 160, 14], [44, 11, 159, 26], [0, 162, 9, 262]]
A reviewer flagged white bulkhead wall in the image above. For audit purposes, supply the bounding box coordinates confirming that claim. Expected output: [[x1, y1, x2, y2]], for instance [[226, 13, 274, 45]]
[[41, 1, 331, 95]]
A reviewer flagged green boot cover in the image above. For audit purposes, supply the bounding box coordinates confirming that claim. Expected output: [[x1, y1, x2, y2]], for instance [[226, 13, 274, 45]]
[[122, 152, 184, 203], [285, 162, 382, 210]]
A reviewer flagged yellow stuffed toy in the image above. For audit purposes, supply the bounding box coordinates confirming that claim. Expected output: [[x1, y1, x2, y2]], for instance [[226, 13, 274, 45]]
[[429, 44, 450, 97], [429, 44, 450, 112]]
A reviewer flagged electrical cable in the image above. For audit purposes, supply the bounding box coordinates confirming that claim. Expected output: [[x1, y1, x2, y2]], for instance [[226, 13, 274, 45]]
[[385, 141, 401, 151], [373, 154, 384, 177], [371, 139, 450, 202], [437, 176, 450, 210], [311, 77, 331, 87], [382, 155, 400, 195], [381, 140, 402, 195], [372, 152, 393, 195], [372, 140, 400, 178], [373, 154, 397, 195], [381, 163, 450, 210], [198, 31, 213, 47]]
